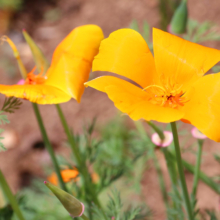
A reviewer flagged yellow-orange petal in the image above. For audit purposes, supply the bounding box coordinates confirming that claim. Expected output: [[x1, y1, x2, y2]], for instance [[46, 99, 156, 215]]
[[153, 28, 220, 90], [52, 25, 104, 64], [48, 172, 58, 185], [0, 84, 71, 104], [45, 25, 104, 102], [61, 169, 79, 182], [85, 76, 184, 123], [182, 73, 220, 142], [48, 169, 79, 186], [93, 29, 157, 89]]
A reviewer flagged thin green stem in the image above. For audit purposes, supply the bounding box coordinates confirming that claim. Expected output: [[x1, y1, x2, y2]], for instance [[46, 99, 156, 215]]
[[151, 148, 169, 212], [81, 214, 90, 220], [32, 103, 67, 192], [55, 104, 82, 166], [55, 104, 107, 220], [169, 153, 220, 194], [191, 140, 203, 201], [147, 121, 165, 140], [0, 170, 25, 220], [162, 148, 183, 219], [170, 122, 193, 220]]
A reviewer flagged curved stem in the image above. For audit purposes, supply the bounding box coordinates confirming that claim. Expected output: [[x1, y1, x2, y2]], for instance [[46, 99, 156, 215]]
[[147, 121, 165, 140], [0, 170, 26, 220], [191, 139, 203, 202], [170, 122, 193, 220], [32, 103, 67, 192]]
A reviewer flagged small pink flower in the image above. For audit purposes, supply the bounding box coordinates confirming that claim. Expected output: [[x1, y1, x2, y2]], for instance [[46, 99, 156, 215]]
[[191, 127, 207, 139], [151, 131, 173, 147], [17, 79, 25, 85]]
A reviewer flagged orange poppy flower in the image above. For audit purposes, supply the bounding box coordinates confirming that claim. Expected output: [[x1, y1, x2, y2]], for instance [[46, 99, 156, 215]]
[[48, 169, 79, 186], [48, 168, 99, 185], [0, 25, 104, 104], [85, 28, 220, 142]]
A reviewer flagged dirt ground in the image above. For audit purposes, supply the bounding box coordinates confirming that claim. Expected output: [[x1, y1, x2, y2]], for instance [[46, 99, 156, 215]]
[[0, 0, 220, 219]]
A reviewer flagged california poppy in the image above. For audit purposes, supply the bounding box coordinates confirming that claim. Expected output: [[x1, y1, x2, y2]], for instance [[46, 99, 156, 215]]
[[48, 169, 79, 186], [85, 28, 220, 142], [0, 25, 104, 104], [48, 168, 99, 185]]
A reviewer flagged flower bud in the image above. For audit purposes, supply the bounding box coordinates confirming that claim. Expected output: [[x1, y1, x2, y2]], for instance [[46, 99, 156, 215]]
[[44, 181, 84, 218], [191, 127, 207, 139], [151, 131, 173, 147], [170, 0, 188, 34]]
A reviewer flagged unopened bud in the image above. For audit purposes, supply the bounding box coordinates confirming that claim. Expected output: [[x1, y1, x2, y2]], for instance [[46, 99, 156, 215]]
[[44, 181, 84, 218], [191, 127, 206, 140], [151, 131, 173, 147], [170, 0, 188, 34]]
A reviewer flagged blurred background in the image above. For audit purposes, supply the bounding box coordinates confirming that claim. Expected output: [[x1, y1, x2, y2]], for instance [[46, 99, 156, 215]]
[[0, 0, 220, 219]]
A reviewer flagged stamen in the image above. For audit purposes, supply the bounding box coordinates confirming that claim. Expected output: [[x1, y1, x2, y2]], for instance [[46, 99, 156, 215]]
[[0, 35, 28, 79], [143, 85, 166, 93], [143, 78, 188, 109]]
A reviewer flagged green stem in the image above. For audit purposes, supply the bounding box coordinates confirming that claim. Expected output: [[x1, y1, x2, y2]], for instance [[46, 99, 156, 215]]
[[81, 214, 90, 220], [162, 148, 183, 219], [169, 153, 220, 194], [151, 148, 169, 212], [55, 104, 82, 166], [191, 139, 203, 202], [32, 103, 67, 192], [170, 122, 193, 220], [55, 104, 107, 220], [147, 121, 165, 140], [0, 170, 25, 220]]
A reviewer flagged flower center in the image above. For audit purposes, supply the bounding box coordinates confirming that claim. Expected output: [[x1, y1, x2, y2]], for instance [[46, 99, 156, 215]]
[[143, 80, 188, 109], [24, 67, 47, 85]]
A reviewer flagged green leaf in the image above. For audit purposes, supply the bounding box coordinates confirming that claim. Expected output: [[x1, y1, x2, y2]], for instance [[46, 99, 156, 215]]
[[0, 112, 9, 125], [130, 20, 139, 32], [170, 0, 188, 34], [1, 97, 22, 114], [23, 30, 50, 75]]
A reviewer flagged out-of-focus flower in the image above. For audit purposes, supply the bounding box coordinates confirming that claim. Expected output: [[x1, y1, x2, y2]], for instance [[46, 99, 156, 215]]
[[151, 131, 173, 147], [85, 28, 220, 142], [0, 25, 104, 104], [48, 168, 79, 186], [48, 168, 99, 185], [45, 181, 84, 217], [91, 172, 100, 184], [191, 127, 207, 139]]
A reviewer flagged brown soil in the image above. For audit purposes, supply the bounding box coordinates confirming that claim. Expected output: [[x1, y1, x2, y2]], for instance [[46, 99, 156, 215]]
[[0, 0, 220, 219]]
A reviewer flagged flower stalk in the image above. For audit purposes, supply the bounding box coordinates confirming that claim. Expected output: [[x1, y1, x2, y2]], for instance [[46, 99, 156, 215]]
[[170, 122, 193, 220], [147, 121, 165, 140], [151, 148, 169, 212], [32, 103, 67, 192], [55, 104, 107, 220], [0, 170, 26, 220], [191, 139, 204, 202]]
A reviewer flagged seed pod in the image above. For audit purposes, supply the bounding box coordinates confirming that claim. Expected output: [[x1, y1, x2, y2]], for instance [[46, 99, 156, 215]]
[[170, 0, 188, 34], [44, 181, 84, 217]]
